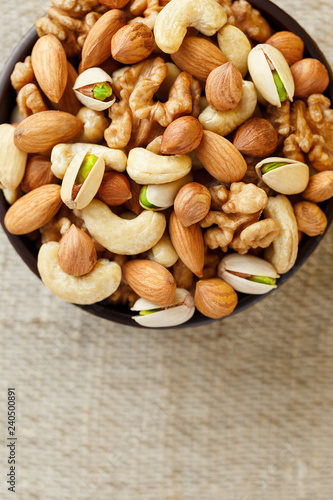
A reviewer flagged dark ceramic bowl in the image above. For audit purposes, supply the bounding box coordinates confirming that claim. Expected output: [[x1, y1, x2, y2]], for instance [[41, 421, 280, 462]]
[[0, 0, 333, 328]]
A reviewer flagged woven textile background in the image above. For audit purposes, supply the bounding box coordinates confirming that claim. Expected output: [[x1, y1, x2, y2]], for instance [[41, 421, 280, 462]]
[[0, 1, 333, 499]]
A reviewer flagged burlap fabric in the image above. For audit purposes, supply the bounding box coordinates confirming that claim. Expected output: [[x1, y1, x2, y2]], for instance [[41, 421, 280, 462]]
[[0, 1, 332, 499]]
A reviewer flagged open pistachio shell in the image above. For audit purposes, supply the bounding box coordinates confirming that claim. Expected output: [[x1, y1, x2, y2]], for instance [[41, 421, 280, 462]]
[[131, 288, 195, 327], [248, 44, 295, 107], [73, 67, 115, 111], [255, 157, 309, 194], [61, 150, 105, 210], [218, 254, 279, 295]]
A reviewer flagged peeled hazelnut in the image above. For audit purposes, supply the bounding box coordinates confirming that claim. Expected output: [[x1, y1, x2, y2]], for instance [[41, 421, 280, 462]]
[[293, 201, 327, 236], [302, 171, 333, 203], [161, 116, 203, 155], [58, 224, 97, 276], [21, 155, 58, 193], [174, 182, 211, 227], [266, 31, 304, 66], [97, 172, 132, 206], [111, 23, 154, 64], [194, 278, 238, 319], [206, 62, 243, 112], [233, 118, 278, 157], [291, 58, 329, 98]]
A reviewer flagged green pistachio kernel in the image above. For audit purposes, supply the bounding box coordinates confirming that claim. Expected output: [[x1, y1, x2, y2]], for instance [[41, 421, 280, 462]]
[[272, 70, 288, 102], [248, 275, 277, 286], [261, 161, 286, 175], [139, 185, 160, 210], [93, 82, 112, 101], [139, 309, 161, 316], [75, 154, 98, 184]]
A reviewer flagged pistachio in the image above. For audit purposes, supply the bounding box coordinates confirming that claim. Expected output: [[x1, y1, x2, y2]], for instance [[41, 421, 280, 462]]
[[255, 157, 309, 195], [73, 67, 116, 111], [131, 288, 195, 327], [218, 254, 280, 295], [139, 174, 193, 211], [248, 44, 295, 107], [61, 150, 105, 210]]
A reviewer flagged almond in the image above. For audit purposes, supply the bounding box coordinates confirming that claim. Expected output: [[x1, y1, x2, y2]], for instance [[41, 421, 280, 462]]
[[111, 23, 154, 64], [195, 130, 247, 183], [31, 35, 68, 104], [123, 259, 176, 307], [81, 9, 126, 71], [206, 62, 243, 112], [160, 116, 203, 155], [174, 182, 211, 227], [97, 172, 132, 206], [21, 155, 58, 193], [194, 278, 238, 319], [58, 224, 97, 276], [4, 184, 62, 235], [266, 31, 304, 66], [171, 36, 228, 81], [52, 62, 81, 115], [99, 0, 130, 7], [124, 178, 143, 215], [169, 211, 205, 277], [233, 118, 278, 157], [291, 58, 329, 99], [14, 111, 83, 153]]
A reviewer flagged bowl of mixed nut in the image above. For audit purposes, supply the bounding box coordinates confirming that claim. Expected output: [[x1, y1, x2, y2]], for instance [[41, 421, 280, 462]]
[[0, 0, 332, 328]]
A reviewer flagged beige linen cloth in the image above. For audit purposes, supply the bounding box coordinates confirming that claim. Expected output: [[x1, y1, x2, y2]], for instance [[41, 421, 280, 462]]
[[0, 1, 333, 499]]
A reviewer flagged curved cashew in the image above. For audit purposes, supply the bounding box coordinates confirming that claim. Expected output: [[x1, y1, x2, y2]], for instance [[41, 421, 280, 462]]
[[148, 233, 179, 268], [51, 143, 127, 179], [217, 25, 251, 77], [37, 241, 122, 304], [198, 80, 257, 137], [264, 195, 298, 274], [127, 148, 192, 184], [75, 107, 109, 144], [0, 124, 27, 190], [154, 0, 227, 54], [81, 199, 166, 255]]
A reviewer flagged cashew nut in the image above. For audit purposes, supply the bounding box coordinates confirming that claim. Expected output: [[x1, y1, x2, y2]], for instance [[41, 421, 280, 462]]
[[264, 195, 298, 274], [75, 107, 109, 144], [199, 80, 258, 137], [127, 148, 192, 184], [154, 0, 227, 54], [147, 233, 179, 268], [217, 25, 252, 77], [0, 124, 27, 190], [37, 241, 122, 304], [81, 199, 166, 255], [51, 143, 127, 179]]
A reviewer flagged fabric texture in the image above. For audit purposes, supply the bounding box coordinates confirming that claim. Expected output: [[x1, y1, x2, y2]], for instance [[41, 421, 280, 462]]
[[0, 1, 333, 499]]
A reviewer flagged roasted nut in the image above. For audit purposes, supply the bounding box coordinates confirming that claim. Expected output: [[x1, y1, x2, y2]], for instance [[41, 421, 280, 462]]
[[195, 278, 238, 318], [222, 182, 267, 214], [302, 171, 333, 203], [293, 201, 327, 236], [290, 58, 330, 99], [160, 116, 203, 155], [58, 224, 97, 276], [97, 172, 132, 206], [0, 124, 27, 190], [233, 118, 278, 157], [21, 155, 57, 193], [174, 182, 211, 227], [266, 31, 304, 66], [206, 63, 243, 112], [147, 233, 179, 268], [111, 23, 154, 64], [217, 24, 251, 77], [139, 174, 192, 211]]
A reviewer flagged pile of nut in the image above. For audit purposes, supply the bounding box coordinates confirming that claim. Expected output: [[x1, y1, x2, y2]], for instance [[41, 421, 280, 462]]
[[1, 0, 333, 327]]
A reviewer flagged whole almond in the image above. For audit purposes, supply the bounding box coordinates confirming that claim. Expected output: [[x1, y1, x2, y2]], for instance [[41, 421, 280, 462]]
[[266, 31, 304, 66], [58, 224, 97, 276], [4, 184, 62, 235], [123, 260, 176, 307], [111, 23, 154, 64], [293, 201, 327, 236], [195, 278, 238, 319], [302, 171, 333, 203], [21, 155, 58, 193], [31, 35, 68, 104], [52, 62, 81, 115], [99, 0, 130, 7], [14, 111, 83, 153], [161, 116, 203, 155], [169, 211, 205, 277], [233, 118, 278, 157], [171, 36, 228, 81], [206, 63, 243, 112], [97, 172, 132, 206], [124, 178, 143, 215], [174, 182, 211, 227], [81, 9, 126, 71], [195, 130, 247, 183], [291, 59, 329, 99]]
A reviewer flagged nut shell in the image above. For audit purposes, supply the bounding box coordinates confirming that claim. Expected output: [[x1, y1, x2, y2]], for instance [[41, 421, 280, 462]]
[[291, 58, 330, 98], [161, 116, 203, 155], [233, 118, 278, 157], [255, 157, 309, 195], [195, 278, 238, 318], [111, 23, 154, 64], [73, 67, 115, 111], [206, 62, 243, 112]]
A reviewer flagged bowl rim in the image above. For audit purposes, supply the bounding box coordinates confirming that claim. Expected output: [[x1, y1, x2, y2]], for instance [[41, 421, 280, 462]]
[[0, 0, 333, 329]]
